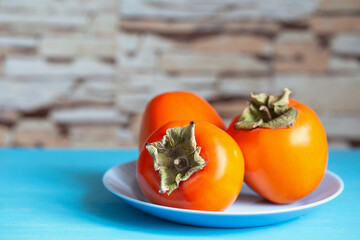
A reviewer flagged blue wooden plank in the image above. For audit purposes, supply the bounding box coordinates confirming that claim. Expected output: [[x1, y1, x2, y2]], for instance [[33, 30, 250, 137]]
[[0, 149, 359, 239]]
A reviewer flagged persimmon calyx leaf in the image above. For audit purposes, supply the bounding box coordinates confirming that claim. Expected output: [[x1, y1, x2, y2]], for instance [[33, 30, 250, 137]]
[[234, 88, 298, 130], [146, 122, 206, 195]]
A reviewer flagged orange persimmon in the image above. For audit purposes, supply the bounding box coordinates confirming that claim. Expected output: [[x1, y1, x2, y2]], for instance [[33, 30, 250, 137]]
[[137, 120, 244, 211], [226, 88, 328, 204], [138, 91, 225, 150]]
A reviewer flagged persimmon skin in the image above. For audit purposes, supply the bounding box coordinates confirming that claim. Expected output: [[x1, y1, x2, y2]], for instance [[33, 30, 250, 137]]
[[138, 91, 225, 150], [226, 99, 328, 204], [137, 120, 245, 211]]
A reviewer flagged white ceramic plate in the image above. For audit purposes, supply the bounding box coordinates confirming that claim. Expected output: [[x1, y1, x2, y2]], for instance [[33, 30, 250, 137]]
[[103, 160, 344, 228]]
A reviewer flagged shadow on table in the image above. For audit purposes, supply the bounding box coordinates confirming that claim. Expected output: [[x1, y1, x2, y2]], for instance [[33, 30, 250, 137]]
[[69, 164, 292, 237]]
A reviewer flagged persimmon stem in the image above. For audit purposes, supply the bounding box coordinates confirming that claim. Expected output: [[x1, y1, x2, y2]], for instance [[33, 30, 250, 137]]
[[145, 122, 206, 195], [174, 156, 189, 171], [259, 105, 272, 121], [234, 88, 298, 130]]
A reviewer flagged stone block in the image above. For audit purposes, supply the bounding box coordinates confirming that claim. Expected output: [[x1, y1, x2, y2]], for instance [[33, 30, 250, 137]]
[[116, 93, 156, 113], [0, 36, 37, 50], [40, 38, 77, 59], [121, 19, 198, 34], [319, 0, 360, 12], [69, 125, 120, 148], [4, 57, 115, 77], [117, 33, 176, 70], [116, 86, 218, 114], [0, 36, 37, 56], [273, 75, 360, 114], [159, 52, 269, 74], [40, 37, 116, 59], [274, 45, 329, 73], [327, 139, 351, 149], [129, 113, 143, 144], [0, 79, 74, 112], [117, 50, 157, 70], [223, 20, 280, 34], [0, 0, 117, 14], [116, 73, 219, 104], [50, 107, 127, 124], [274, 31, 328, 73], [79, 39, 116, 59], [218, 77, 271, 96], [116, 127, 137, 147], [0, 109, 20, 125], [117, 73, 216, 93], [141, 34, 176, 52], [173, 75, 217, 90], [121, 19, 280, 35], [188, 35, 271, 55], [329, 57, 360, 74], [0, 0, 49, 12], [0, 13, 88, 29], [61, 0, 117, 13], [331, 34, 360, 56], [0, 125, 10, 146], [117, 33, 141, 54], [211, 99, 248, 118], [13, 118, 68, 147], [120, 0, 320, 21], [250, 0, 320, 21], [310, 16, 360, 34], [90, 14, 117, 35], [319, 115, 360, 140], [276, 31, 316, 44], [69, 80, 116, 104], [14, 118, 56, 133]]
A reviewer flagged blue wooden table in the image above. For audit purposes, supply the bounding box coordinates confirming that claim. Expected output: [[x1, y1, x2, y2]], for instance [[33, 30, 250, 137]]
[[0, 149, 359, 239]]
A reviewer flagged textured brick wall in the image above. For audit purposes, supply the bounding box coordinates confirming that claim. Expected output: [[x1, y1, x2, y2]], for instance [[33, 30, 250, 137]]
[[0, 0, 359, 148]]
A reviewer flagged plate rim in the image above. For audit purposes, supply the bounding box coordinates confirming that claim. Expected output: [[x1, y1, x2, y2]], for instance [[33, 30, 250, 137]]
[[103, 160, 344, 216]]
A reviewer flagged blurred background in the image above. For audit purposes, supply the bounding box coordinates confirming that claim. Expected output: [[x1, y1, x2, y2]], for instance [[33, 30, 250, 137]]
[[0, 0, 359, 148]]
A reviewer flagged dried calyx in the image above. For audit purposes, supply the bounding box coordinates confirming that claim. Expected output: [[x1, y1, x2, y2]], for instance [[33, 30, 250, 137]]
[[234, 88, 298, 130], [146, 122, 206, 195]]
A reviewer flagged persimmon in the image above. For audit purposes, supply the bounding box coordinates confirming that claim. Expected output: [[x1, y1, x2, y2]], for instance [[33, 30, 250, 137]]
[[137, 120, 244, 211], [226, 88, 328, 204], [138, 91, 225, 150]]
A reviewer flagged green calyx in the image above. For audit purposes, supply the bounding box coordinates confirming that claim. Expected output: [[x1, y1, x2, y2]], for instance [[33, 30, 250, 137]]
[[145, 122, 206, 195], [234, 88, 298, 130]]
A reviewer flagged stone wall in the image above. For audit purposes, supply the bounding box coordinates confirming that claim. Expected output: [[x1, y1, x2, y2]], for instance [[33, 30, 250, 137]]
[[0, 0, 359, 148]]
